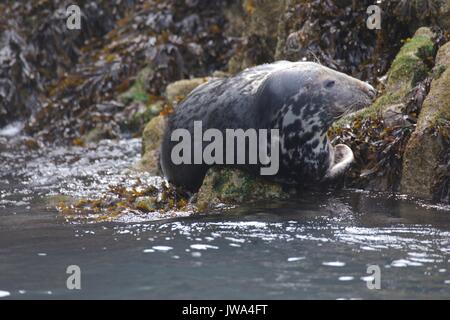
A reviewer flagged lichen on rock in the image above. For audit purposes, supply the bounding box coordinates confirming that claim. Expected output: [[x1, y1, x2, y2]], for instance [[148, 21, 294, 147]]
[[196, 167, 291, 212], [138, 114, 167, 175], [385, 27, 435, 96], [165, 78, 209, 106], [138, 77, 210, 175], [401, 41, 450, 201]]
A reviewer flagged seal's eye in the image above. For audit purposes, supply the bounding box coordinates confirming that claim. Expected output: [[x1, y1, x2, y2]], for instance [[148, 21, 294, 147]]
[[324, 80, 335, 89]]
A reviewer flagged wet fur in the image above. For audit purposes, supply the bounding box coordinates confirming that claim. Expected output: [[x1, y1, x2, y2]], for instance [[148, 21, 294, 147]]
[[161, 61, 375, 192]]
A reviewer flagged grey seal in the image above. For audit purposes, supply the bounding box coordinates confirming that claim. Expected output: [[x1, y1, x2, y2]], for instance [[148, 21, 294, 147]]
[[161, 61, 376, 192]]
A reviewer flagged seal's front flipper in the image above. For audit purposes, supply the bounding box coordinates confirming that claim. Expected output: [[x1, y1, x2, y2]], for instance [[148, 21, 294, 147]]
[[323, 144, 354, 180]]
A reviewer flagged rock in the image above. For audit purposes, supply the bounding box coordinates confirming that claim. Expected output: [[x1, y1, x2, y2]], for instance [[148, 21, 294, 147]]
[[401, 41, 450, 200], [276, 17, 320, 61], [435, 40, 450, 67], [23, 137, 40, 150], [138, 77, 209, 174], [382, 103, 408, 128], [385, 27, 435, 98], [438, 0, 450, 30], [134, 196, 159, 212], [138, 114, 167, 175], [334, 27, 435, 126], [329, 28, 436, 192], [45, 195, 77, 210], [165, 78, 208, 106], [211, 70, 230, 78], [227, 0, 284, 73], [196, 167, 290, 211], [81, 124, 119, 143], [128, 100, 164, 131], [0, 137, 5, 150]]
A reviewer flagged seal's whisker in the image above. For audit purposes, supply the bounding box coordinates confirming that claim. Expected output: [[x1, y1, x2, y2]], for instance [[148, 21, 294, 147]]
[[333, 101, 359, 120]]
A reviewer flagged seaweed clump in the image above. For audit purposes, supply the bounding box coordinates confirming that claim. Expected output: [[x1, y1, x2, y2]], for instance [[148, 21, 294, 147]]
[[57, 180, 191, 222], [0, 0, 136, 127], [0, 0, 235, 142]]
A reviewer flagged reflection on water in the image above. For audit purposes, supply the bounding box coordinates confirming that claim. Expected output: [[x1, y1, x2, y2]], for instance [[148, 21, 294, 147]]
[[0, 136, 449, 299]]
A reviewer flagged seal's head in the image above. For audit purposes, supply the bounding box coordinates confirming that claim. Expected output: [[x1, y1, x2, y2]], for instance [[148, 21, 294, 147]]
[[283, 62, 377, 129], [316, 66, 377, 125], [270, 62, 377, 182]]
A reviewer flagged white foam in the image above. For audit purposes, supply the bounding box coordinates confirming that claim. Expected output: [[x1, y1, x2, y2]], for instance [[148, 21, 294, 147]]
[[322, 261, 346, 267], [338, 276, 354, 281], [287, 257, 305, 262], [152, 246, 173, 252], [190, 244, 219, 250]]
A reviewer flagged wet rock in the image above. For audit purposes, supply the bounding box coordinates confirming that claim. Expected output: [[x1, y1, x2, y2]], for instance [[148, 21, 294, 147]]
[[196, 167, 290, 211], [330, 28, 436, 192], [401, 41, 450, 201], [23, 137, 40, 150], [138, 115, 167, 175], [81, 124, 120, 144], [58, 182, 191, 222], [45, 195, 77, 210], [381, 104, 409, 128]]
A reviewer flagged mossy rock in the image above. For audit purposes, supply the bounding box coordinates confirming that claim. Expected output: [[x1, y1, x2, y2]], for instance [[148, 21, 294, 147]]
[[196, 167, 290, 211], [134, 196, 159, 212], [165, 78, 209, 106], [330, 28, 437, 193], [401, 41, 450, 200], [333, 28, 434, 130], [137, 115, 167, 175], [128, 101, 164, 131], [44, 194, 78, 209], [385, 27, 434, 96], [81, 124, 119, 143], [138, 78, 209, 174], [333, 92, 404, 129]]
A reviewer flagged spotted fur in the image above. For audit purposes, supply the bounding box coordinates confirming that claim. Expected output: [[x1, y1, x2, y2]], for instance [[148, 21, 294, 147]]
[[161, 61, 376, 192]]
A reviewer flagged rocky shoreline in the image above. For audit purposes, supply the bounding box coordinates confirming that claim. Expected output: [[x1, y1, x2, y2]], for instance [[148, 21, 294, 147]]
[[1, 1, 449, 217], [140, 30, 449, 207]]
